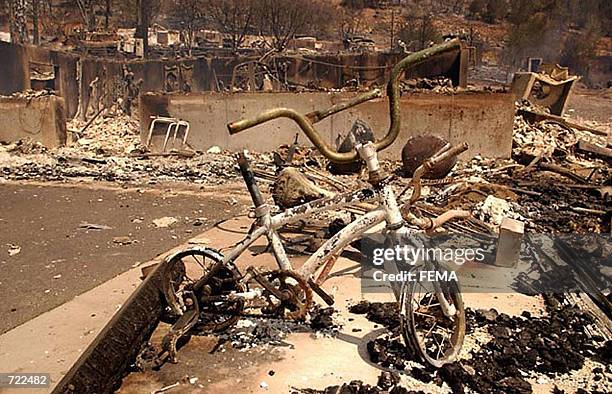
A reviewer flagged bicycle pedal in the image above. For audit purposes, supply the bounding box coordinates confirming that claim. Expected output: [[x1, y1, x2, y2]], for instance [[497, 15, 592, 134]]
[[307, 278, 334, 306]]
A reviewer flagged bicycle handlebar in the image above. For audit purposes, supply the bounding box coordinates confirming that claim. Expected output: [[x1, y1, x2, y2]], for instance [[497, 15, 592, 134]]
[[227, 38, 463, 163]]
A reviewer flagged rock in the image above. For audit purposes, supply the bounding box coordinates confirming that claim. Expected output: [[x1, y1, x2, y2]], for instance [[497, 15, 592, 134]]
[[207, 146, 222, 154], [113, 236, 134, 245], [152, 216, 178, 228], [273, 167, 332, 209], [7, 244, 21, 256]]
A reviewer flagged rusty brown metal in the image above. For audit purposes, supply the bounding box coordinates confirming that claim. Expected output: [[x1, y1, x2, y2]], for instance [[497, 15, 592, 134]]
[[401, 135, 458, 179], [305, 89, 382, 124], [315, 255, 338, 286], [409, 142, 468, 204]]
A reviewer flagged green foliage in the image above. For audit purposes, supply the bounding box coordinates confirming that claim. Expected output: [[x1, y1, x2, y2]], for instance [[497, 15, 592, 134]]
[[499, 0, 608, 72]]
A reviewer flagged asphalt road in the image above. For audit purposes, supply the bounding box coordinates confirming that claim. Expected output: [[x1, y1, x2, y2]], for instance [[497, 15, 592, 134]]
[[0, 182, 243, 334]]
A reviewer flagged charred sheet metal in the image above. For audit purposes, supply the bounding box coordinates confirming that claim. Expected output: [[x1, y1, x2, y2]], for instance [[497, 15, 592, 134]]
[[52, 263, 167, 393]]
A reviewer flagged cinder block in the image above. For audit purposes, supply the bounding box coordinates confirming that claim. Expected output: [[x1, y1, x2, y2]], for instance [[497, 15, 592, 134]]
[[494, 217, 525, 268]]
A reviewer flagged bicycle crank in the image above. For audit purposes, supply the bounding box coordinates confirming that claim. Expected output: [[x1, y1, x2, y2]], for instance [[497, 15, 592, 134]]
[[249, 268, 313, 320]]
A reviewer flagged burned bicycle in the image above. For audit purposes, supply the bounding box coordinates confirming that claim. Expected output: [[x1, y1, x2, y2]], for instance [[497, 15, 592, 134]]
[[158, 39, 469, 368]]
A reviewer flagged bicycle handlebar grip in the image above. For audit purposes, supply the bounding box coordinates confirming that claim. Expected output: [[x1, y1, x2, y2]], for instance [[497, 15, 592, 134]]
[[228, 119, 255, 135]]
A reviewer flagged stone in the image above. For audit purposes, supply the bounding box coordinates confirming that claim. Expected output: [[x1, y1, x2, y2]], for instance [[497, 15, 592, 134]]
[[494, 217, 524, 268]]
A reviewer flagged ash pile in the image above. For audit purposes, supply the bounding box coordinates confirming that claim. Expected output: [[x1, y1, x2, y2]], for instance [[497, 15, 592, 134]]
[[340, 299, 610, 394], [0, 109, 252, 185]]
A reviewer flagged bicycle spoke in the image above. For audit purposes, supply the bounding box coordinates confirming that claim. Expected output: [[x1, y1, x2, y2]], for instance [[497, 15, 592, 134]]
[[424, 322, 437, 338], [403, 277, 465, 366], [414, 311, 437, 320]]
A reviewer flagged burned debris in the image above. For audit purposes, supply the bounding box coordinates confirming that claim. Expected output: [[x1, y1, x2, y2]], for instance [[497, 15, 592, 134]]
[[349, 299, 610, 394], [0, 2, 611, 394]]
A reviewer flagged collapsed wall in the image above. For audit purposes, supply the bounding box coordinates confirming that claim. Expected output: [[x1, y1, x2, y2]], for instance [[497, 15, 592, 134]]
[[0, 41, 468, 120], [0, 94, 68, 148]]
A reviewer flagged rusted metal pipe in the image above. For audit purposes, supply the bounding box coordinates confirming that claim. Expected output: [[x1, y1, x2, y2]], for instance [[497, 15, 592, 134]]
[[429, 209, 471, 230], [381, 38, 462, 152], [409, 142, 468, 204], [228, 107, 357, 161], [228, 39, 463, 163], [305, 89, 382, 124], [403, 209, 470, 234]]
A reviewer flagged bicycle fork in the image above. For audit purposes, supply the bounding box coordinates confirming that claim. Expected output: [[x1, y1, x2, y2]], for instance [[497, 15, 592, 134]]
[[372, 160, 456, 318]]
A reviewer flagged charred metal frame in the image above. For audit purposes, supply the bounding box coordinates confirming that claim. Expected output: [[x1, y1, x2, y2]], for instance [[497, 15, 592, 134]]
[[218, 184, 388, 279], [221, 38, 468, 308]]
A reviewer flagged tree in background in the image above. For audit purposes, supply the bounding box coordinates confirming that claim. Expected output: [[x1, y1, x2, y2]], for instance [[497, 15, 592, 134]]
[[398, 11, 441, 51], [560, 17, 602, 78], [340, 0, 385, 9], [338, 3, 365, 40], [76, 0, 97, 31], [167, 0, 205, 54], [501, 0, 602, 70], [255, 0, 330, 51], [209, 0, 255, 52], [8, 0, 30, 43], [468, 0, 507, 23]]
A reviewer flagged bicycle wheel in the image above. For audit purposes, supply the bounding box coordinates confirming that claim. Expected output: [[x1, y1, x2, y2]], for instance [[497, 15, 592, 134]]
[[399, 265, 465, 367], [163, 248, 245, 332]]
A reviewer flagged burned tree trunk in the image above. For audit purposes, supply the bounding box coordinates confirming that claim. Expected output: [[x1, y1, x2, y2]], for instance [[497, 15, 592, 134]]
[[104, 0, 111, 30], [9, 0, 30, 44], [76, 0, 96, 32], [32, 0, 40, 45], [136, 0, 150, 58]]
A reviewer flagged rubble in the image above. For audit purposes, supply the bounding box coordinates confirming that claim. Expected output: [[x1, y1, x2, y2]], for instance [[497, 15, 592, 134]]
[[474, 195, 524, 225], [68, 112, 142, 156], [204, 308, 340, 353], [401, 76, 456, 94], [293, 372, 427, 394], [351, 298, 611, 394], [1, 54, 609, 394], [348, 301, 400, 330], [2, 98, 607, 236]]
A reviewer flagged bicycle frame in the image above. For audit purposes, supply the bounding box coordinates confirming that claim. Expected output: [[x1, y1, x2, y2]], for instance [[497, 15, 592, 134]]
[[220, 184, 400, 280]]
